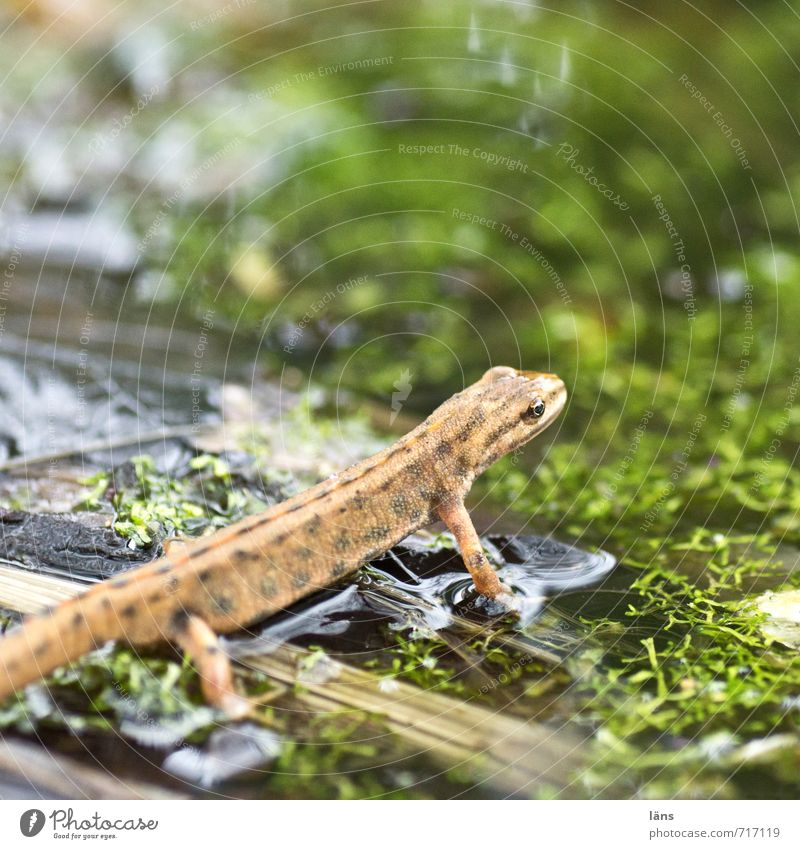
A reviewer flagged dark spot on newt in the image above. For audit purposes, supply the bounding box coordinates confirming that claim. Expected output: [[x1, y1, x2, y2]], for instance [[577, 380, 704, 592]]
[[331, 561, 350, 578], [352, 495, 368, 509], [306, 514, 322, 531], [244, 516, 267, 534], [191, 545, 212, 559], [295, 545, 314, 561], [197, 567, 214, 584], [71, 612, 84, 627], [101, 597, 112, 609], [286, 502, 303, 513], [483, 424, 507, 449], [205, 645, 220, 654], [433, 441, 453, 459], [259, 577, 278, 597], [407, 461, 424, 477], [164, 576, 179, 594], [234, 548, 258, 564], [212, 595, 235, 614], [156, 563, 172, 575], [34, 642, 49, 657], [292, 570, 310, 589], [335, 534, 351, 551], [390, 494, 408, 515], [455, 459, 470, 479], [379, 479, 392, 491], [121, 604, 137, 618], [110, 577, 129, 589], [170, 609, 190, 632], [363, 526, 389, 543], [463, 409, 487, 435], [274, 532, 289, 545]]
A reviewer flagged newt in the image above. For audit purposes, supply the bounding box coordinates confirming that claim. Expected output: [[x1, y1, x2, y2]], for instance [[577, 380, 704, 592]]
[[0, 366, 566, 716]]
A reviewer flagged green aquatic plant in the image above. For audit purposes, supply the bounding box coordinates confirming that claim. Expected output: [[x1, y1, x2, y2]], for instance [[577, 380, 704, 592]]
[[558, 532, 800, 797], [81, 454, 269, 548]]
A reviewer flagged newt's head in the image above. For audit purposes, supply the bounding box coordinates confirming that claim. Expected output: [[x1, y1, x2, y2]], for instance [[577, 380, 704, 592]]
[[468, 365, 567, 472]]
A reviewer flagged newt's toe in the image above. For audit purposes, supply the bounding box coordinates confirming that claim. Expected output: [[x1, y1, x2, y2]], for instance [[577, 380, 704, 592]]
[[220, 691, 254, 720]]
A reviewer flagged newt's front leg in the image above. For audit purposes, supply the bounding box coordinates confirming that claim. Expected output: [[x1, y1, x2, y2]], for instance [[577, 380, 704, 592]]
[[437, 500, 511, 600]]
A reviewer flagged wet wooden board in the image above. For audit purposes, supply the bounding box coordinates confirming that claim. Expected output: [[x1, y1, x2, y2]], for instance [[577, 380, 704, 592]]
[[0, 737, 186, 800], [240, 645, 585, 795], [0, 562, 84, 615], [0, 564, 587, 797]]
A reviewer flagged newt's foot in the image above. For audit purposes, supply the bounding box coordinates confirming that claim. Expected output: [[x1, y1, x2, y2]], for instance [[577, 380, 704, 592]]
[[495, 584, 515, 601], [470, 565, 512, 600], [495, 588, 519, 610], [475, 587, 519, 619], [219, 690, 255, 721], [480, 584, 517, 612]]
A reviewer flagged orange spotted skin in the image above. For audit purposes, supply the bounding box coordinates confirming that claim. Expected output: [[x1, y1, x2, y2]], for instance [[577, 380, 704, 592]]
[[0, 367, 566, 701]]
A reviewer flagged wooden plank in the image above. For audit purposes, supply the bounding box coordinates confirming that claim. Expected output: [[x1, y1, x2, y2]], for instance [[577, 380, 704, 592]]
[[239, 646, 585, 794], [0, 561, 84, 615], [0, 737, 186, 800], [0, 564, 587, 797]]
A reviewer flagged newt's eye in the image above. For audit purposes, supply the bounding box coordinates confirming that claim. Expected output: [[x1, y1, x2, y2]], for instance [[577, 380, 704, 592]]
[[523, 398, 546, 420]]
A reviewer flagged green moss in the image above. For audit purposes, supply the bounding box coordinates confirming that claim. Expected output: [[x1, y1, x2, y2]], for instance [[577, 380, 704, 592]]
[[81, 454, 271, 548], [0, 643, 215, 736], [366, 632, 469, 695]]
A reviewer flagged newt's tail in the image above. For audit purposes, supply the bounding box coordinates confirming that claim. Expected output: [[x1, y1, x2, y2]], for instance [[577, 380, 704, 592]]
[[0, 596, 112, 701]]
